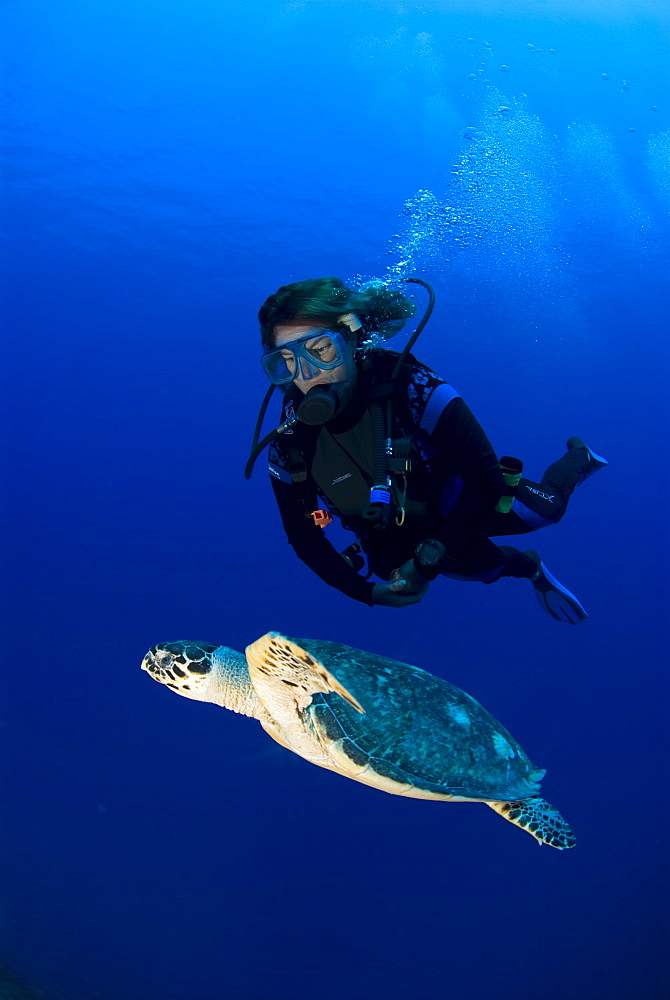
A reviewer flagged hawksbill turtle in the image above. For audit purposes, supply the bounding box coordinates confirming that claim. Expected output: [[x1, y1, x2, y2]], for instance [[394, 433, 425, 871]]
[[141, 633, 575, 849]]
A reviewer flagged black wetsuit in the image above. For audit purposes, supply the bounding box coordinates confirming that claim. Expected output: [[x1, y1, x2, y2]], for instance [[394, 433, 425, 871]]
[[267, 350, 589, 606]]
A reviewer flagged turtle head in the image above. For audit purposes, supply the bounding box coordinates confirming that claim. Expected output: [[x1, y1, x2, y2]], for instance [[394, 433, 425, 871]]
[[141, 641, 220, 701], [141, 640, 261, 717]]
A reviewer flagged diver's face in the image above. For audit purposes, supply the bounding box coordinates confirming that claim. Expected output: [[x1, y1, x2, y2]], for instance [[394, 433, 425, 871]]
[[272, 321, 355, 395]]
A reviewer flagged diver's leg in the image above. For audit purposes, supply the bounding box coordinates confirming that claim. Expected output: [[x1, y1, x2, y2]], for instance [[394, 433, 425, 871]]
[[438, 539, 535, 582], [485, 437, 608, 536], [533, 436, 607, 503], [494, 545, 587, 623], [436, 539, 587, 624], [481, 481, 564, 537], [495, 546, 537, 579]]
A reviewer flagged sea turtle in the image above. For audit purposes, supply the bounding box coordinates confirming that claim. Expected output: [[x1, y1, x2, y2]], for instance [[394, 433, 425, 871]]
[[141, 633, 575, 849]]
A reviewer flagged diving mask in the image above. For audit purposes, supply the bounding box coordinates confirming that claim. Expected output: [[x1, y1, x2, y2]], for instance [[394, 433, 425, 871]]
[[261, 329, 349, 386]]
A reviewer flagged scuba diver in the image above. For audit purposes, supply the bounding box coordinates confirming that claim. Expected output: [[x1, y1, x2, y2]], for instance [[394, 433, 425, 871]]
[[246, 277, 607, 622]]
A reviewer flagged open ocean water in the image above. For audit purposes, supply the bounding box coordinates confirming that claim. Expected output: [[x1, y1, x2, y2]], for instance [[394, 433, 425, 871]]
[[2, 1, 669, 998]]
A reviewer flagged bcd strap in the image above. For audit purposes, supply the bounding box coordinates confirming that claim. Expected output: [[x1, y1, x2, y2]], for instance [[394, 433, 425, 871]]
[[365, 380, 398, 402], [388, 436, 412, 474], [286, 451, 308, 483]]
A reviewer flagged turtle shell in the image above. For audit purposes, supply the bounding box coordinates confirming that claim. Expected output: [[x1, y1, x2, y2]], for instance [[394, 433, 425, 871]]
[[294, 638, 545, 802]]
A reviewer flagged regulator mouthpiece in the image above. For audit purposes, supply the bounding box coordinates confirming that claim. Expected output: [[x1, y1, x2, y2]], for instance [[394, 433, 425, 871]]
[[297, 384, 340, 426]]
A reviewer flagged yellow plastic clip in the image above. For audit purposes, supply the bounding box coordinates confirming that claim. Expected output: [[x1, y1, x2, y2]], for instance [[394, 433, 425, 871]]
[[495, 456, 524, 514]]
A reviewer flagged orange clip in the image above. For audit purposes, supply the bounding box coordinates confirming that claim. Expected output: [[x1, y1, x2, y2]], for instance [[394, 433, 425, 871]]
[[311, 509, 333, 528]]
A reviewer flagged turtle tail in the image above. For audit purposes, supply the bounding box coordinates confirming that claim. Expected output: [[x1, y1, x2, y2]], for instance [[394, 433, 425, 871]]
[[487, 797, 576, 850]]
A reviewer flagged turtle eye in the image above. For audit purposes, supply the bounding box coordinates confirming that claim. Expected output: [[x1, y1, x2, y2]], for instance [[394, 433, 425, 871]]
[[157, 653, 173, 668]]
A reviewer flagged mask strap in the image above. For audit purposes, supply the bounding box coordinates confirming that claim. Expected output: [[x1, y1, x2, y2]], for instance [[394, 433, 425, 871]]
[[337, 312, 362, 333]]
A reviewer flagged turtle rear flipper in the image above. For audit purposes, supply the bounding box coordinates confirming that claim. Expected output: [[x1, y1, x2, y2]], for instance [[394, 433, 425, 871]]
[[487, 797, 576, 850]]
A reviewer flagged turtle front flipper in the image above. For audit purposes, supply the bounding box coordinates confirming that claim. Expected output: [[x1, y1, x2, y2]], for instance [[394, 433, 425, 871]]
[[246, 633, 364, 713], [245, 633, 365, 761], [487, 797, 576, 850]]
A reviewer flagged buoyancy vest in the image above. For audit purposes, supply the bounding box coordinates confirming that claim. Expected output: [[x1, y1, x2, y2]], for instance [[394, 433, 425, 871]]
[[310, 406, 431, 527], [269, 352, 462, 527]]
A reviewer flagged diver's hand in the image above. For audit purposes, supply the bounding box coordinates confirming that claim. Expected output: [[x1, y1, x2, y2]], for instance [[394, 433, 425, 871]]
[[391, 558, 432, 597], [371, 580, 423, 608], [371, 563, 430, 608]]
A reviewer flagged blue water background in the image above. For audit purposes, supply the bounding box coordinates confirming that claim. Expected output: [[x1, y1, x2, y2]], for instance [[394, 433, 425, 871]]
[[2, 1, 669, 997]]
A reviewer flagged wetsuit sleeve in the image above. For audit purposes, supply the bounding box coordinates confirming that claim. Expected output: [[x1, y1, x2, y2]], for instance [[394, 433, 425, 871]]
[[429, 396, 507, 559], [270, 478, 376, 606]]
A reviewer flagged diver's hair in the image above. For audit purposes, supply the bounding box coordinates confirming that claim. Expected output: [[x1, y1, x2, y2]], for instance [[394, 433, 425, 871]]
[[258, 277, 417, 349]]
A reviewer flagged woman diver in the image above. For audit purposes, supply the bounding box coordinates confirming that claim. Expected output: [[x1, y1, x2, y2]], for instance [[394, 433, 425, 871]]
[[248, 277, 607, 622]]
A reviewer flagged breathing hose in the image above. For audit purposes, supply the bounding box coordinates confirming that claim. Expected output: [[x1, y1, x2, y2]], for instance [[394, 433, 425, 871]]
[[244, 384, 279, 480]]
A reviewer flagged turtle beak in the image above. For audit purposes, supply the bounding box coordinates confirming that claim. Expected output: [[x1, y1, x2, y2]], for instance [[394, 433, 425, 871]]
[[141, 649, 159, 678]]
